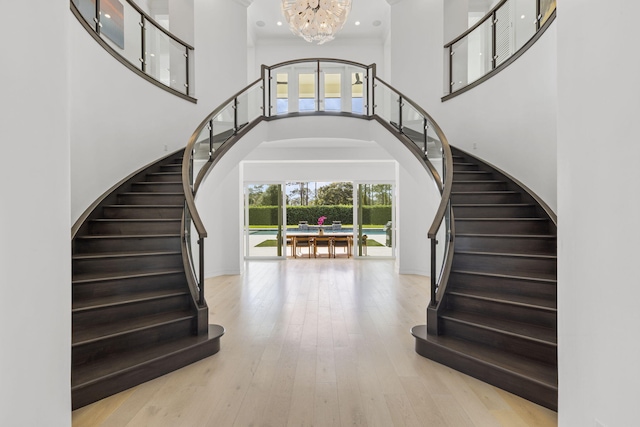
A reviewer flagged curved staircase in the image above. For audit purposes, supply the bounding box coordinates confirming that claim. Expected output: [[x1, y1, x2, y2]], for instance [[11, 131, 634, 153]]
[[71, 152, 223, 409], [413, 147, 558, 410]]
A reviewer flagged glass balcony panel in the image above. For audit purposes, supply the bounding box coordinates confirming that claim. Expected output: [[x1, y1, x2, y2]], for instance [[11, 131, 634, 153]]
[[426, 121, 444, 185], [495, 0, 536, 67], [168, 39, 188, 94], [210, 101, 235, 152], [73, 0, 97, 28], [184, 205, 200, 288], [512, 0, 537, 52], [374, 81, 400, 129], [323, 72, 341, 112], [99, 0, 143, 68], [451, 19, 492, 91], [275, 72, 289, 115], [298, 72, 316, 112], [144, 20, 171, 86], [347, 66, 367, 115], [401, 102, 425, 153], [191, 126, 211, 183], [540, 0, 556, 26], [236, 81, 264, 130]]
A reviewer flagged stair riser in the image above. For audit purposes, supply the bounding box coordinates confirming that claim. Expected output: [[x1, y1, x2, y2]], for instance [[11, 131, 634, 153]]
[[145, 173, 182, 182], [446, 295, 556, 329], [159, 165, 182, 173], [131, 183, 184, 193], [452, 253, 556, 279], [452, 205, 537, 218], [455, 235, 556, 255], [102, 206, 183, 219], [73, 295, 191, 329], [73, 273, 187, 300], [452, 182, 507, 192], [441, 318, 556, 364], [455, 219, 550, 234], [453, 163, 481, 172], [117, 194, 185, 205], [451, 193, 521, 204], [88, 220, 181, 235], [452, 171, 492, 179], [448, 272, 556, 301], [73, 253, 183, 276], [72, 317, 194, 367], [74, 236, 181, 254]]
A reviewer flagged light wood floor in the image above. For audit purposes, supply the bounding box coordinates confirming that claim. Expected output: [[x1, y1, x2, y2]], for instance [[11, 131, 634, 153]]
[[72, 259, 558, 426]]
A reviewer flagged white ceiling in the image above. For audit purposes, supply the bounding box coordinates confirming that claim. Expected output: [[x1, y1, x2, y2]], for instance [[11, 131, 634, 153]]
[[247, 0, 391, 43]]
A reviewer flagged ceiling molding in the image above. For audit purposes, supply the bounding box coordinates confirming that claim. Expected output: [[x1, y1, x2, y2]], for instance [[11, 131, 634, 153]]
[[386, 0, 404, 5], [233, 0, 254, 7]]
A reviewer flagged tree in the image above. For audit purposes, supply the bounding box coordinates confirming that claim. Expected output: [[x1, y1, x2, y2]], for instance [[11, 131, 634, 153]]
[[316, 182, 353, 205], [258, 184, 281, 206], [247, 185, 265, 206]]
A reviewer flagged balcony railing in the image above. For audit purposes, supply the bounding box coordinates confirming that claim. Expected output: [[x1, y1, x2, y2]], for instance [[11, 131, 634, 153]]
[[181, 59, 453, 311], [444, 0, 556, 99], [70, 0, 195, 102]]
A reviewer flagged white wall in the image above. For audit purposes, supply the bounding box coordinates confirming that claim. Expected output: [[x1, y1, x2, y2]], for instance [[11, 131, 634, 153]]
[[389, 0, 557, 212], [557, 1, 640, 425], [0, 1, 71, 426]]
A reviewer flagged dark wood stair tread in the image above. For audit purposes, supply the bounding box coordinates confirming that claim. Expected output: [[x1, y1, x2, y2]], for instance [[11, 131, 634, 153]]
[[73, 309, 194, 345], [442, 310, 557, 345], [451, 269, 557, 284], [447, 289, 556, 310], [73, 289, 189, 311], [119, 192, 183, 196], [73, 250, 181, 261], [454, 250, 557, 260], [412, 328, 557, 387], [75, 234, 180, 240], [73, 268, 185, 284], [72, 325, 224, 388]]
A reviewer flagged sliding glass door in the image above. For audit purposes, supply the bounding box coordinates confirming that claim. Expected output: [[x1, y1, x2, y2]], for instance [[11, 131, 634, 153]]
[[244, 183, 285, 258], [356, 183, 395, 258]]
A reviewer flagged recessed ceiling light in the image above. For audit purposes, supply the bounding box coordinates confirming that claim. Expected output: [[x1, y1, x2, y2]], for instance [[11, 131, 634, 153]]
[[277, 21, 283, 26], [355, 21, 361, 26], [521, 14, 525, 19], [104, 14, 111, 19], [372, 20, 382, 27], [256, 20, 266, 27]]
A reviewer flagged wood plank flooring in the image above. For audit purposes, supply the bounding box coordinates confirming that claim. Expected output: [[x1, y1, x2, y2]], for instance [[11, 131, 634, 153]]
[[72, 259, 557, 426]]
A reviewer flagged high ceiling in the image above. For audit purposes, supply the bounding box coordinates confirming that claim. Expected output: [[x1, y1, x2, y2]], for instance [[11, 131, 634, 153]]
[[247, 0, 391, 43]]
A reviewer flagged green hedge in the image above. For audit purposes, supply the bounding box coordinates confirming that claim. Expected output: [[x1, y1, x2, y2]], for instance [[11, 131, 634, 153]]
[[248, 205, 391, 226]]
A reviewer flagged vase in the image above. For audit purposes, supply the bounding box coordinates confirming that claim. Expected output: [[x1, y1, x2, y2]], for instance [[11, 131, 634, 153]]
[[318, 228, 324, 236]]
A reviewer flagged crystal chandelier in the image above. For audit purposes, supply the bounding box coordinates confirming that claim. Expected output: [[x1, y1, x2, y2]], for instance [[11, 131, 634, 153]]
[[281, 0, 352, 45]]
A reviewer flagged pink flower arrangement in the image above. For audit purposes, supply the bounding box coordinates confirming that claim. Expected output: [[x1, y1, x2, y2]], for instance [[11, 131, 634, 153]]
[[318, 216, 327, 226]]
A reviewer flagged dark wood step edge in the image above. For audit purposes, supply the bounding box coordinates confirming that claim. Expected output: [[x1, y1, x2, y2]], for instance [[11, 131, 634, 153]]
[[440, 314, 557, 347], [454, 250, 557, 260], [451, 269, 557, 283], [447, 291, 557, 312], [73, 291, 190, 313], [73, 269, 185, 285], [73, 250, 182, 261]]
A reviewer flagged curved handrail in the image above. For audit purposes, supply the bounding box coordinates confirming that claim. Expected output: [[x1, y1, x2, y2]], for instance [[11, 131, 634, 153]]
[[444, 0, 556, 99], [70, 0, 195, 102], [181, 58, 454, 309]]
